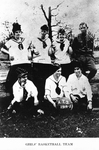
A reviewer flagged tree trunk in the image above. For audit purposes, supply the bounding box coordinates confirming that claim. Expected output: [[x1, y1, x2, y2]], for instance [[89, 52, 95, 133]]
[[48, 7, 52, 42]]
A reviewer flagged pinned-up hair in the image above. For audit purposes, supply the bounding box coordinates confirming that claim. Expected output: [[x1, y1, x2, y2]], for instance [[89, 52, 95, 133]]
[[16, 67, 28, 78], [58, 28, 65, 35], [40, 24, 48, 31], [12, 22, 22, 33], [52, 63, 61, 73], [57, 28, 66, 39], [73, 61, 83, 70]]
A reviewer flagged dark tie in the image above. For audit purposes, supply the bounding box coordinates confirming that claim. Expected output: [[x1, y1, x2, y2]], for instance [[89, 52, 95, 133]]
[[23, 87, 28, 100], [18, 43, 24, 50], [55, 81, 61, 95], [38, 37, 47, 48], [60, 42, 65, 51], [43, 41, 47, 48]]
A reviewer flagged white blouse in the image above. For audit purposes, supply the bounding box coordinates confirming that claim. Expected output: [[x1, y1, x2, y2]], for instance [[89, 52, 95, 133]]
[[54, 39, 71, 64], [66, 73, 92, 101], [5, 38, 31, 65], [45, 75, 67, 99], [12, 80, 38, 103]]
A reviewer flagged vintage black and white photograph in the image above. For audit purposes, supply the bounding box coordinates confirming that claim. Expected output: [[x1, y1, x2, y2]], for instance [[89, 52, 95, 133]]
[[0, 0, 99, 149]]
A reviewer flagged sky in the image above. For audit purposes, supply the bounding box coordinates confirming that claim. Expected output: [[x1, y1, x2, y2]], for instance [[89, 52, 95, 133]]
[[0, 0, 99, 40]]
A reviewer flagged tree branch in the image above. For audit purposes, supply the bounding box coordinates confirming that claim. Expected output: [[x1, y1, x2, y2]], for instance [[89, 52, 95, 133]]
[[41, 4, 48, 21], [51, 1, 64, 11], [51, 22, 61, 27], [51, 13, 59, 17]]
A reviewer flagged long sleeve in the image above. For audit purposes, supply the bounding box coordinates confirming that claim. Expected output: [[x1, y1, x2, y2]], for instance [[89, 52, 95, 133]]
[[25, 80, 38, 97], [66, 73, 93, 101], [12, 81, 24, 104], [83, 78, 92, 101], [61, 77, 69, 97], [44, 78, 51, 97]]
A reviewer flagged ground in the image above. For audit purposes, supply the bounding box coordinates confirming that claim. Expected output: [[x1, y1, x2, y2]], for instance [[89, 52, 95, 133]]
[[0, 109, 99, 138], [0, 97, 99, 138]]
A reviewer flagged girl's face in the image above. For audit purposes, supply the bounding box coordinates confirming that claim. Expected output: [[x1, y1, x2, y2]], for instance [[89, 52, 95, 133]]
[[55, 68, 62, 78], [18, 75, 27, 87], [58, 33, 65, 42], [41, 30, 48, 39], [74, 67, 82, 78], [14, 30, 21, 40]]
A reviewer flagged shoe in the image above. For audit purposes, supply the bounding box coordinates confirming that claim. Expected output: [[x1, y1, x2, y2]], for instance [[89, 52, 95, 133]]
[[37, 109, 44, 115], [12, 110, 16, 114], [7, 104, 12, 110]]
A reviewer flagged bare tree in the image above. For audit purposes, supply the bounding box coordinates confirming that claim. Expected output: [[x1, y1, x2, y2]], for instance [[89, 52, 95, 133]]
[[40, 2, 64, 43]]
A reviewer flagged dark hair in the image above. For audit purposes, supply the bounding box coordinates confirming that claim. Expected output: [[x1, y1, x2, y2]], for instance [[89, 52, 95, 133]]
[[73, 61, 83, 71], [52, 64, 61, 73], [79, 22, 88, 30], [57, 28, 65, 39], [16, 67, 28, 78], [12, 22, 22, 33], [40, 24, 48, 31], [58, 28, 65, 35]]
